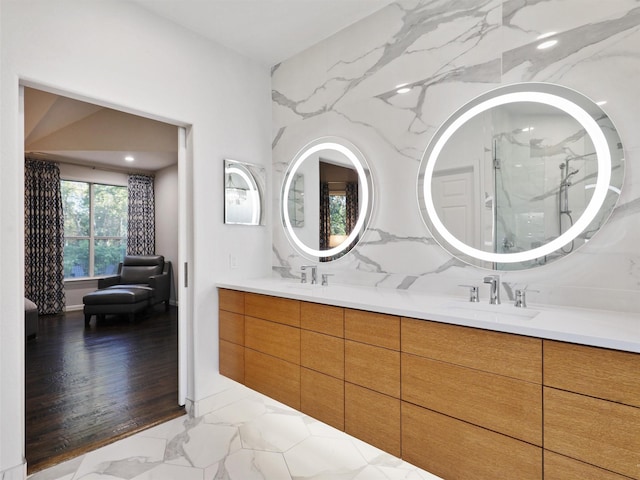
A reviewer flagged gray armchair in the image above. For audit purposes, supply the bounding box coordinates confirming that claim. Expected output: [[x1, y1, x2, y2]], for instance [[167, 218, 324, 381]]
[[83, 255, 171, 326]]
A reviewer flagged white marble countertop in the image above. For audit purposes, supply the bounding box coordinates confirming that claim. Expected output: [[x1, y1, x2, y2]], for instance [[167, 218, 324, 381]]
[[217, 278, 640, 354]]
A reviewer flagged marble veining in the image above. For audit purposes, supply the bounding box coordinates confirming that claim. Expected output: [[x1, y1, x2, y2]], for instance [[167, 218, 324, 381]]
[[272, 0, 640, 315], [28, 377, 439, 480]]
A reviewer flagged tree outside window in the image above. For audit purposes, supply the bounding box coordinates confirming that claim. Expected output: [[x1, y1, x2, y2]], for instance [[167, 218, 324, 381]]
[[61, 180, 127, 278]]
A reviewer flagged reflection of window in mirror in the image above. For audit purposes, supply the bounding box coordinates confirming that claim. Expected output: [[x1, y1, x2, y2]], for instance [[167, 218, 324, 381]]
[[319, 161, 359, 259]]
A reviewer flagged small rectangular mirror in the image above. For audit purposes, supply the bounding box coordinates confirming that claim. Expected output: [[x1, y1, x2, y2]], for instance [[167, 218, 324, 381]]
[[224, 159, 265, 225]]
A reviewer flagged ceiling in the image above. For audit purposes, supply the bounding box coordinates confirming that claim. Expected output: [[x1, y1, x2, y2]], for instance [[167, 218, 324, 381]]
[[25, 0, 392, 171], [129, 0, 394, 67]]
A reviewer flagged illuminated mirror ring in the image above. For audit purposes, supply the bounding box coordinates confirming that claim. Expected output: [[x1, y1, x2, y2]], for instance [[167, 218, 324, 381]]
[[421, 87, 612, 264], [282, 137, 373, 259]]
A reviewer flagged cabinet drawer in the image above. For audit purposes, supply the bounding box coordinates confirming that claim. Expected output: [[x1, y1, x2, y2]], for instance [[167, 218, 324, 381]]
[[544, 387, 640, 478], [544, 340, 640, 407], [301, 330, 344, 379], [301, 302, 344, 337], [345, 340, 400, 398], [245, 349, 300, 410], [402, 353, 542, 445], [402, 402, 542, 480], [401, 318, 541, 383], [219, 339, 244, 384], [301, 368, 344, 431], [245, 293, 300, 327], [245, 317, 300, 365], [219, 288, 244, 314], [219, 310, 244, 345], [544, 451, 631, 480], [345, 309, 400, 350], [345, 383, 400, 457]]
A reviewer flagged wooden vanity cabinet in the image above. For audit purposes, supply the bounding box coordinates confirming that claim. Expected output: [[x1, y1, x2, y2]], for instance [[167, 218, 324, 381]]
[[300, 302, 345, 430], [218, 289, 640, 480], [401, 318, 543, 480], [344, 309, 401, 456], [218, 289, 245, 383], [543, 340, 640, 479], [243, 292, 301, 410]]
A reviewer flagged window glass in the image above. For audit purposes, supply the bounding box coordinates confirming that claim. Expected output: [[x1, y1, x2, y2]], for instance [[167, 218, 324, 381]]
[[61, 180, 127, 278], [94, 184, 128, 237], [61, 180, 90, 236], [63, 238, 90, 278], [94, 238, 127, 276]]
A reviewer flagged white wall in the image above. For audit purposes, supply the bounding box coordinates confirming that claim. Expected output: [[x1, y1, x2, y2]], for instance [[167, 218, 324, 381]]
[[0, 1, 272, 475]]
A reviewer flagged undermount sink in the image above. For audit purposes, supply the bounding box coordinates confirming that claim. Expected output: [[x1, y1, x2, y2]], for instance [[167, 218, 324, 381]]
[[443, 300, 540, 322]]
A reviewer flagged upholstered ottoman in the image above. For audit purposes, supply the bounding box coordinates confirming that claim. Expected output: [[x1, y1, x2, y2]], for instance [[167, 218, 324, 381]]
[[83, 287, 152, 326], [25, 297, 38, 340]]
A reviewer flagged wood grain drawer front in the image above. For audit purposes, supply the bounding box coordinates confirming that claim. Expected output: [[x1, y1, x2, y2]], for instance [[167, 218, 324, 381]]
[[219, 339, 244, 384], [345, 309, 400, 350], [544, 387, 640, 478], [301, 302, 344, 338], [245, 293, 300, 327], [402, 353, 542, 446], [219, 288, 245, 314], [301, 330, 344, 379], [345, 383, 401, 457], [245, 349, 300, 410], [402, 402, 542, 480], [345, 340, 400, 398], [301, 368, 344, 431], [544, 340, 640, 408], [544, 451, 632, 480], [245, 317, 300, 365], [219, 310, 244, 345], [401, 318, 542, 383]]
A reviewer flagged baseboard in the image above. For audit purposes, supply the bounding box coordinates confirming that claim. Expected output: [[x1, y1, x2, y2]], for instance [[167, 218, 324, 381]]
[[65, 305, 84, 312], [0, 461, 27, 480]]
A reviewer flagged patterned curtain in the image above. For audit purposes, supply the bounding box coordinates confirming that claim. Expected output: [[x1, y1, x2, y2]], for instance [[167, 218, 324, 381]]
[[127, 174, 155, 255], [345, 181, 359, 235], [24, 158, 66, 314], [319, 181, 331, 253]]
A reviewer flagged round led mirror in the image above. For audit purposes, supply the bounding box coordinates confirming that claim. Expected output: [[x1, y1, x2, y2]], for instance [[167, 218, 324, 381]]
[[281, 137, 374, 262], [417, 82, 624, 270]]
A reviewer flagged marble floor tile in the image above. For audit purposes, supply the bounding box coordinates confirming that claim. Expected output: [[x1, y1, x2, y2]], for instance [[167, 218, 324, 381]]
[[28, 380, 440, 480]]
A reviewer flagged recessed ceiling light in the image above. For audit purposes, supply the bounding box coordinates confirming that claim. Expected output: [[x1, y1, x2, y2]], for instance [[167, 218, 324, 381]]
[[124, 156, 135, 162], [536, 31, 557, 40], [395, 83, 411, 94], [521, 126, 534, 132], [537, 39, 558, 50]]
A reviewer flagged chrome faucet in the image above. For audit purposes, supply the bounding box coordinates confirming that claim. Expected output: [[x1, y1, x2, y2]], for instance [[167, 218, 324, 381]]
[[483, 275, 501, 305], [301, 265, 317, 284]]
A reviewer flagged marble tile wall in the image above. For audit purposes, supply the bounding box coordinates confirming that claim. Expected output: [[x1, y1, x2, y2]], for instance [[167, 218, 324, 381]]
[[272, 0, 640, 313]]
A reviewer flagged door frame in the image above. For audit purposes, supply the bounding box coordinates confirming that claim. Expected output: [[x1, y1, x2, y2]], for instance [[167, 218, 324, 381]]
[[19, 79, 192, 426]]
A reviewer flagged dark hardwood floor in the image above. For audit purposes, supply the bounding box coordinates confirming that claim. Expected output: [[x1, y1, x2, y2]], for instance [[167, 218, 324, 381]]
[[25, 305, 184, 474]]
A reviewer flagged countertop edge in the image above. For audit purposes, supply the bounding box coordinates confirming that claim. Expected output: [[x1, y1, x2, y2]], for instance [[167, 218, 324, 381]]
[[217, 279, 640, 354]]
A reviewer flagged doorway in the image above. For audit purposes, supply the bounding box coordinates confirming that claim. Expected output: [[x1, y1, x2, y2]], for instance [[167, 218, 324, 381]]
[[22, 85, 190, 473]]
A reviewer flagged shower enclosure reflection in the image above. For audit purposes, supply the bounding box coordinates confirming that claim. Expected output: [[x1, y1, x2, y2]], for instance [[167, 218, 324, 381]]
[[419, 83, 624, 270]]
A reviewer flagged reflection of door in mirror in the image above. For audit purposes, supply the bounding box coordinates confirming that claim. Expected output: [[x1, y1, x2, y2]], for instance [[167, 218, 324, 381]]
[[319, 161, 358, 260], [432, 168, 478, 251]]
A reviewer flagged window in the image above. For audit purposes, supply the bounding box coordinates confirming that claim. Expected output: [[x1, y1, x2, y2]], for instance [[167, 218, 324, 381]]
[[61, 180, 128, 278]]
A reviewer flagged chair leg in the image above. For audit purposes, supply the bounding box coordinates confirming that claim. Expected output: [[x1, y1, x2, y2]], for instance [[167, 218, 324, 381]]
[[128, 312, 135, 323], [84, 314, 92, 327], [165, 300, 170, 312]]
